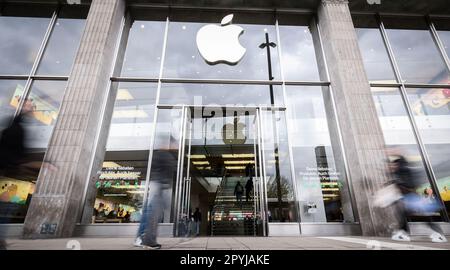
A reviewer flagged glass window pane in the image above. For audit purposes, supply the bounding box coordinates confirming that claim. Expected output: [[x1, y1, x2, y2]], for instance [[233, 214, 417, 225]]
[[0, 80, 33, 224], [160, 83, 284, 106], [91, 151, 149, 224], [260, 109, 298, 222], [371, 87, 444, 221], [120, 20, 166, 77], [164, 15, 281, 80], [406, 87, 450, 217], [286, 86, 354, 223], [383, 17, 450, 84], [106, 82, 158, 150], [0, 80, 27, 129], [0, 16, 50, 75], [434, 18, 450, 66], [278, 25, 320, 81], [21, 80, 67, 149], [356, 28, 397, 83], [37, 18, 86, 75]]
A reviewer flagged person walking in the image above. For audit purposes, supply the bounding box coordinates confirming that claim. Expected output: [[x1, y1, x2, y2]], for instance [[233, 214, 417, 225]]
[[193, 207, 202, 236], [245, 164, 254, 202], [387, 154, 447, 243], [234, 181, 244, 207]]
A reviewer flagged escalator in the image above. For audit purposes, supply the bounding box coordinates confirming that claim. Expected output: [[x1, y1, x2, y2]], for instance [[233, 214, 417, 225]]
[[211, 176, 257, 236]]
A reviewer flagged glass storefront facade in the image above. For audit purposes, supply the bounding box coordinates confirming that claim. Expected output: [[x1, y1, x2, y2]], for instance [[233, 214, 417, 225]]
[[86, 8, 356, 233], [0, 1, 449, 237], [355, 14, 450, 220], [0, 4, 88, 223]]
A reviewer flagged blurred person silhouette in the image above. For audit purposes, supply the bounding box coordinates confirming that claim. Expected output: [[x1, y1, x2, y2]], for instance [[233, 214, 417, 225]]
[[0, 99, 56, 173], [0, 98, 56, 249], [234, 181, 244, 207], [193, 207, 201, 236], [245, 164, 254, 202], [386, 152, 447, 243], [134, 152, 173, 249]]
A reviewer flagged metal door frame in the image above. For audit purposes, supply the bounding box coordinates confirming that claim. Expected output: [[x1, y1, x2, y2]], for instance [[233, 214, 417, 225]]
[[173, 105, 273, 236]]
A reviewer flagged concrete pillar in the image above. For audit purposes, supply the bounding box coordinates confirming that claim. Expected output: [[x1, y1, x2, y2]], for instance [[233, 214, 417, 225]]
[[314, 0, 399, 236], [23, 0, 125, 238]]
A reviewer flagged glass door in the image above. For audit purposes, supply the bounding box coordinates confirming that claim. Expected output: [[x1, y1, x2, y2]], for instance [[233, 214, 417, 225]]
[[174, 106, 268, 236]]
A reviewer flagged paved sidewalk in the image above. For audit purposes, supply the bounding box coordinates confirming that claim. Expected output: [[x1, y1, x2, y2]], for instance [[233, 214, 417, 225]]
[[3, 236, 450, 250]]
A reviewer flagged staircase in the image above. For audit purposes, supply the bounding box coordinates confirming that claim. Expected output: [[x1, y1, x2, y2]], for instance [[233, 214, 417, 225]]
[[211, 177, 256, 236]]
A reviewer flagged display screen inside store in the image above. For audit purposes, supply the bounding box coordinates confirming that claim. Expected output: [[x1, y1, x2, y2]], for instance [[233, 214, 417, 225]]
[[92, 160, 147, 223]]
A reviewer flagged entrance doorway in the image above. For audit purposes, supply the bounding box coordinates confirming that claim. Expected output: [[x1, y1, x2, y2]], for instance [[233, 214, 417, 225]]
[[173, 106, 267, 236]]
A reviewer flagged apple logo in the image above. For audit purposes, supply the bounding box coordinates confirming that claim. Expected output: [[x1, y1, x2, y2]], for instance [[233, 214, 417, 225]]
[[196, 14, 246, 65]]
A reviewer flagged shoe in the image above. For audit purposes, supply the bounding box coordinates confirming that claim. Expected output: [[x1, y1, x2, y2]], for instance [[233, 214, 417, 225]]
[[133, 237, 142, 247], [430, 232, 448, 243], [391, 230, 411, 242], [142, 244, 161, 249]]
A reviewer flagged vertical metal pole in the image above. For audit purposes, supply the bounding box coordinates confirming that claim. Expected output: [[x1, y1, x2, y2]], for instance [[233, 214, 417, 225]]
[[427, 17, 450, 74], [174, 106, 187, 236], [253, 111, 258, 236], [258, 108, 269, 236]]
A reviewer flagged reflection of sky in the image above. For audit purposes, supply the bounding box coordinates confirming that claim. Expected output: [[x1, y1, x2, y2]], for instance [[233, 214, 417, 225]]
[[437, 30, 450, 62], [159, 83, 284, 106], [285, 86, 332, 147], [278, 25, 320, 81], [356, 28, 396, 82], [0, 80, 26, 127], [37, 18, 86, 75], [25, 80, 67, 124], [163, 21, 281, 80], [121, 20, 166, 77], [110, 82, 157, 124], [386, 28, 450, 84], [0, 16, 50, 75]]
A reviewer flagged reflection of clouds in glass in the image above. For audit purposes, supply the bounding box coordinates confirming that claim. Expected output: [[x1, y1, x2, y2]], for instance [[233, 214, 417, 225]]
[[437, 31, 450, 62], [279, 26, 320, 81], [0, 80, 26, 127], [106, 82, 158, 150], [159, 83, 283, 106], [371, 87, 421, 145], [164, 21, 281, 80], [356, 28, 396, 82], [121, 21, 166, 77], [386, 29, 450, 84], [22, 80, 67, 149], [37, 18, 86, 75], [0, 16, 50, 75], [285, 86, 331, 146]]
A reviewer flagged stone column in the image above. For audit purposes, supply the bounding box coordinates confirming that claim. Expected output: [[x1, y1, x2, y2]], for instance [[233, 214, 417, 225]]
[[314, 0, 399, 236], [23, 0, 125, 238]]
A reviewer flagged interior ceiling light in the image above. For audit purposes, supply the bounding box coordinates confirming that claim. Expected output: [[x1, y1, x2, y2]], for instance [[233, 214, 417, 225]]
[[116, 89, 134, 100], [102, 161, 122, 168], [222, 154, 254, 158], [224, 160, 255, 165], [192, 161, 209, 165], [225, 166, 246, 170], [190, 154, 206, 159]]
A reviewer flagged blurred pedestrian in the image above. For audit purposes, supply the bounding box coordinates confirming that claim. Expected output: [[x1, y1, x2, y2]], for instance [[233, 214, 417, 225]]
[[387, 154, 447, 243], [0, 99, 56, 249], [234, 181, 244, 207], [193, 207, 201, 236]]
